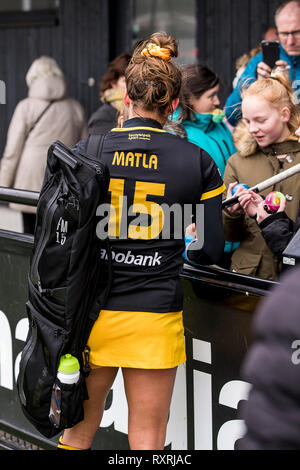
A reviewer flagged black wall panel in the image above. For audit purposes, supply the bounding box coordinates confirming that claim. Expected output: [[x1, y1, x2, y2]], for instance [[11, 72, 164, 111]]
[[0, 0, 295, 157], [0, 0, 110, 155]]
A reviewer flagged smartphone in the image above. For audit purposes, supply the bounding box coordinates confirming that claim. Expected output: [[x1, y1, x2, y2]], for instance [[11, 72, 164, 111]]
[[261, 40, 280, 68]]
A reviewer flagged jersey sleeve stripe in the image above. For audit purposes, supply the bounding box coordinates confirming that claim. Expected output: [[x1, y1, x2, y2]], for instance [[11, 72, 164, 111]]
[[200, 183, 226, 201]]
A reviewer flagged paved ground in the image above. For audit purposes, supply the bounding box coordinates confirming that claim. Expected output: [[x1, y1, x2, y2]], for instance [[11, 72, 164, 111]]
[[0, 204, 23, 232]]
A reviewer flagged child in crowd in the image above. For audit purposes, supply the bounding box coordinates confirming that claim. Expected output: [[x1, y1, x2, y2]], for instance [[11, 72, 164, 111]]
[[223, 73, 300, 280]]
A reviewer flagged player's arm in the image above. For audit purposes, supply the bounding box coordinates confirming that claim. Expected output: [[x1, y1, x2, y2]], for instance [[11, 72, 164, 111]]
[[185, 151, 225, 266]]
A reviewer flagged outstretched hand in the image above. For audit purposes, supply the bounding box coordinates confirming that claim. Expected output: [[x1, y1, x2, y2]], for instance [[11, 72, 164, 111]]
[[239, 190, 263, 218], [239, 190, 287, 224]]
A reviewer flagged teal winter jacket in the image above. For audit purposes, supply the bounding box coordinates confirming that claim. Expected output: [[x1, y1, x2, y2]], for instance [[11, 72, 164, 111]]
[[181, 112, 236, 177], [171, 110, 238, 254]]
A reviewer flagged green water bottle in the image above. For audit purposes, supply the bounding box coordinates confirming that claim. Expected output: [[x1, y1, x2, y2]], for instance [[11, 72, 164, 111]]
[[49, 354, 80, 427]]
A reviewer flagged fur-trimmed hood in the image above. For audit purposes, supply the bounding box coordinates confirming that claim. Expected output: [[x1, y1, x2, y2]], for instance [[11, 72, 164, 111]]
[[233, 119, 300, 157], [232, 120, 258, 157]]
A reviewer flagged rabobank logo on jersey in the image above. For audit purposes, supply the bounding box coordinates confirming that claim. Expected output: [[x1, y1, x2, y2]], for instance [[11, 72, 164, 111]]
[[101, 248, 162, 267]]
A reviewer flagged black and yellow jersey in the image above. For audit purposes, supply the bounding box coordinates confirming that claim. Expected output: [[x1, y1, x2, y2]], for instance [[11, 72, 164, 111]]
[[75, 117, 225, 313]]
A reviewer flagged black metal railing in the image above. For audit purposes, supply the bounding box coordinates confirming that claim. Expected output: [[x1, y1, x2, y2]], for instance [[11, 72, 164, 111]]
[[0, 187, 39, 206], [0, 186, 276, 295]]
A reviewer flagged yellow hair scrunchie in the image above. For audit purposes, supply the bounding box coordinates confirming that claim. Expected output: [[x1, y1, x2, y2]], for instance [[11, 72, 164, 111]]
[[141, 43, 171, 61]]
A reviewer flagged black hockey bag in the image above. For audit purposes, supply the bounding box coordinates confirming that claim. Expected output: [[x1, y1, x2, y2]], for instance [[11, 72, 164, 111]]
[[17, 135, 113, 438]]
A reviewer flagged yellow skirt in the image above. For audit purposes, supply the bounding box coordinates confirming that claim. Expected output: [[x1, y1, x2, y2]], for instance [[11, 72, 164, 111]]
[[87, 309, 186, 369]]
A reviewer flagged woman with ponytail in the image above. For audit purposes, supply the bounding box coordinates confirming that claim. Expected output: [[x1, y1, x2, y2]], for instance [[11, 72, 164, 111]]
[[59, 33, 225, 450], [223, 73, 300, 280]]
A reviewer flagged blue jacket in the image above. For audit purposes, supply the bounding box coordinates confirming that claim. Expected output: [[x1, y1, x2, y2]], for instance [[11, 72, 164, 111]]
[[181, 112, 236, 177], [225, 44, 300, 127]]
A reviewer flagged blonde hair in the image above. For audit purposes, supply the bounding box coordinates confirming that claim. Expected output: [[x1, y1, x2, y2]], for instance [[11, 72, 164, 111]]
[[234, 73, 300, 156], [235, 45, 261, 70], [26, 56, 64, 87], [125, 32, 182, 116]]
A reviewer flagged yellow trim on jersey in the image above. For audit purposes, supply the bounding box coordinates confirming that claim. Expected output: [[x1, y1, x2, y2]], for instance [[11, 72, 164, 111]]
[[200, 183, 226, 201], [58, 436, 85, 450], [111, 126, 166, 133]]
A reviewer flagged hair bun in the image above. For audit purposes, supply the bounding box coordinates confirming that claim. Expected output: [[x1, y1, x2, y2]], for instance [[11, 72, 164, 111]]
[[126, 32, 181, 116], [134, 32, 178, 62]]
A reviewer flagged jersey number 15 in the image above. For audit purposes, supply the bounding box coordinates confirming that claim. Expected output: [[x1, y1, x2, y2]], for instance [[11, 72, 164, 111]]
[[108, 178, 166, 240]]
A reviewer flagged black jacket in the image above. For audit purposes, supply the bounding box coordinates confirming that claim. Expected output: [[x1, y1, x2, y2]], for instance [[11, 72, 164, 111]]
[[259, 205, 300, 258], [88, 102, 119, 135], [237, 266, 300, 450]]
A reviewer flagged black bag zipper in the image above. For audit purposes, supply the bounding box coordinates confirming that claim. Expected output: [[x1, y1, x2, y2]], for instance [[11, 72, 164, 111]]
[[53, 142, 105, 177], [76, 151, 105, 176], [30, 176, 64, 291], [17, 314, 37, 406]]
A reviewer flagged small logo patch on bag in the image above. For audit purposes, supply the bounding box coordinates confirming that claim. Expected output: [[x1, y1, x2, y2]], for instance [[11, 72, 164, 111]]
[[56, 218, 68, 246]]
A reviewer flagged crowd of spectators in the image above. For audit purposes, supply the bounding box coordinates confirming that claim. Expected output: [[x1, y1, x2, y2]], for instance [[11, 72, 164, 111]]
[[2, 1, 300, 284]]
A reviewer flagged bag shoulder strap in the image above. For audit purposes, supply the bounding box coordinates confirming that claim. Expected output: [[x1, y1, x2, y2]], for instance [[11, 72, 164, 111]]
[[85, 134, 106, 161], [28, 101, 53, 136]]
